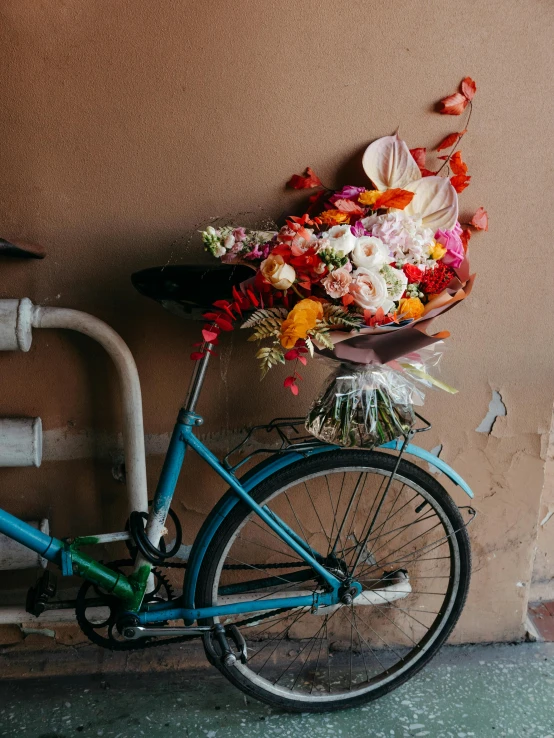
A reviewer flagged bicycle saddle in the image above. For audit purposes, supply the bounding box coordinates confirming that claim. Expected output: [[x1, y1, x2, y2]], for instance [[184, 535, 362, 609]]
[[131, 264, 254, 320], [0, 238, 45, 259]]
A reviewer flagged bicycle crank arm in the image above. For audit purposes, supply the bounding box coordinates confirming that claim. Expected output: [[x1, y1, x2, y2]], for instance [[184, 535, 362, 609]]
[[122, 625, 211, 640]]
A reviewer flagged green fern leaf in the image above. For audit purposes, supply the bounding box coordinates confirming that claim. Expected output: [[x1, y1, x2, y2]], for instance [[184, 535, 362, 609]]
[[255, 346, 285, 378], [309, 328, 335, 350]]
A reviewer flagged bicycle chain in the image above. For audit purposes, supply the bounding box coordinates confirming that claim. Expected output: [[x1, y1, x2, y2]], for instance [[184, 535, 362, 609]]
[[76, 559, 298, 652]]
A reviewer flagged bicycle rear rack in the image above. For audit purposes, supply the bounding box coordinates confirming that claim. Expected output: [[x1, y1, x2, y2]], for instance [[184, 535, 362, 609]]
[[222, 412, 432, 473]]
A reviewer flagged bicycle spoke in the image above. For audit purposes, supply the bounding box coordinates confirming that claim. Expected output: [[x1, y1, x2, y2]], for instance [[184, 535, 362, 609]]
[[206, 461, 469, 706]]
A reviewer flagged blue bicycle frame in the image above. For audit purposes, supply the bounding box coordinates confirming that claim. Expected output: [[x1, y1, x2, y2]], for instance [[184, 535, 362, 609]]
[[0, 347, 474, 626]]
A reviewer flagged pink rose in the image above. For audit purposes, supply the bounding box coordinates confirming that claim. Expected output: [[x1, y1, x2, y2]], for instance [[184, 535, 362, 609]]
[[435, 222, 464, 269], [322, 267, 352, 299]]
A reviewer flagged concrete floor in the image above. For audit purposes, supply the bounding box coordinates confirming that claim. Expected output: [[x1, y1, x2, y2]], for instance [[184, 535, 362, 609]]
[[0, 643, 553, 738]]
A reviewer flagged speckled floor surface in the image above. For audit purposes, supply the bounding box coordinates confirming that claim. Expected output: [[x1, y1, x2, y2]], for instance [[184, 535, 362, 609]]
[[0, 643, 553, 738]]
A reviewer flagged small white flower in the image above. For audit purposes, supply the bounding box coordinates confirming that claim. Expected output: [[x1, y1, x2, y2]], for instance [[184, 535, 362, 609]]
[[381, 264, 408, 301], [327, 225, 356, 256], [352, 236, 389, 270], [223, 234, 235, 250]]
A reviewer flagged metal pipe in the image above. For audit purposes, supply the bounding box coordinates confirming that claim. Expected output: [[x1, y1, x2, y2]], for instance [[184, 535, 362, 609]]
[[183, 345, 213, 413], [0, 606, 106, 625], [31, 306, 148, 516]]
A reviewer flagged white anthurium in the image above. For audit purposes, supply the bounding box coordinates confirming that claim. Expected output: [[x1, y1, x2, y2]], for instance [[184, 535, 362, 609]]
[[362, 134, 421, 191], [402, 176, 459, 232]]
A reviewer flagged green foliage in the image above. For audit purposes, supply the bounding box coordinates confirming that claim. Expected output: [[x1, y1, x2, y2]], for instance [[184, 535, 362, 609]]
[[318, 249, 349, 270]]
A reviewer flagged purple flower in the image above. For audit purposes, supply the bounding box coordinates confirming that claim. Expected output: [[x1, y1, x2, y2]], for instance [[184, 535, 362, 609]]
[[243, 246, 263, 260], [435, 222, 464, 269], [232, 227, 247, 243], [329, 185, 366, 204], [350, 220, 369, 237]]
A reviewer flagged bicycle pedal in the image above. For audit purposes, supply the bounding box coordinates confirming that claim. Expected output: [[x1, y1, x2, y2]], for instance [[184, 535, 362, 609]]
[[226, 624, 248, 664], [206, 623, 247, 667], [26, 570, 57, 617]]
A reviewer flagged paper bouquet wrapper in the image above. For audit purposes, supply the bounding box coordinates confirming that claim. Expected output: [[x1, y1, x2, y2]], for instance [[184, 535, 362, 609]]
[[317, 273, 475, 366]]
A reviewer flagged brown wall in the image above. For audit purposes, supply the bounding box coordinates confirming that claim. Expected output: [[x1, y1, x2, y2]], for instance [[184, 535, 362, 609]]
[[0, 0, 553, 641]]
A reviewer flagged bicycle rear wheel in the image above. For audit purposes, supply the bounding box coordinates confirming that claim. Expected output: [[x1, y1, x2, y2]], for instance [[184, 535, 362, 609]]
[[196, 449, 471, 712]]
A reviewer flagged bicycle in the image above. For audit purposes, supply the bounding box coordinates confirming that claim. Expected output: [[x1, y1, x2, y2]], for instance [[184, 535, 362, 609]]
[[0, 248, 474, 712]]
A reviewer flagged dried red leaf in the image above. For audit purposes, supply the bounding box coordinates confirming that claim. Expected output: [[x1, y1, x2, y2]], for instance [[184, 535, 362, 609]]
[[373, 188, 415, 210], [461, 77, 477, 101], [297, 355, 307, 366], [190, 351, 205, 360], [246, 288, 259, 307], [438, 77, 476, 114], [470, 207, 488, 231], [289, 383, 299, 396], [287, 167, 322, 189], [460, 228, 471, 250], [450, 174, 471, 193], [436, 130, 467, 151], [342, 294, 355, 306], [284, 349, 299, 361], [438, 91, 468, 116], [215, 316, 234, 331], [409, 148, 426, 168], [202, 328, 219, 343], [450, 151, 468, 176], [333, 198, 365, 216], [409, 147, 436, 177]]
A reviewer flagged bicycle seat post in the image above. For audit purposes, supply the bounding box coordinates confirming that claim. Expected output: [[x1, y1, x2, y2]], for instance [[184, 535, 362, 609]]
[[183, 343, 214, 413]]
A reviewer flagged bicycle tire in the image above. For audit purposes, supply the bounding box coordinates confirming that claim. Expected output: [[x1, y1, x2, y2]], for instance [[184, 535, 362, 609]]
[[195, 449, 471, 712]]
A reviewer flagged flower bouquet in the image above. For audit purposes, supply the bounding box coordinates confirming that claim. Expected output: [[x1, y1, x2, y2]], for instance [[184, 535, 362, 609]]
[[193, 78, 487, 447]]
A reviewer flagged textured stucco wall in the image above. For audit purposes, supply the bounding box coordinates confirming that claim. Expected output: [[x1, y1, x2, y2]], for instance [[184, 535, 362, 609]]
[[0, 0, 553, 643]]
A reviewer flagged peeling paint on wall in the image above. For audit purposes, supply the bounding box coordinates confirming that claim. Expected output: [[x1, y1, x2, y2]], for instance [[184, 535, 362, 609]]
[[476, 391, 507, 434]]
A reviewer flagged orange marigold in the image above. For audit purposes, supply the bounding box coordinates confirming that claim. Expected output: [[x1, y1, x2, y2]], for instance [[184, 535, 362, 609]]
[[358, 189, 381, 207], [318, 210, 350, 226]]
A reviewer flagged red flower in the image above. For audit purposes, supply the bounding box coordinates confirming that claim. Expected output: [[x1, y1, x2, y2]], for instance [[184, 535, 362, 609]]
[[290, 247, 327, 287], [419, 262, 455, 294], [403, 264, 424, 284]]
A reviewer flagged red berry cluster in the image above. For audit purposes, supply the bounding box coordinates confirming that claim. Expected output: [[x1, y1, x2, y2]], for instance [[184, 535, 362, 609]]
[[419, 262, 455, 295]]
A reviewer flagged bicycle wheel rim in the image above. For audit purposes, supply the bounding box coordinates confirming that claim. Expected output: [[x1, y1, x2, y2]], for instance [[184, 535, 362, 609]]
[[199, 454, 470, 707]]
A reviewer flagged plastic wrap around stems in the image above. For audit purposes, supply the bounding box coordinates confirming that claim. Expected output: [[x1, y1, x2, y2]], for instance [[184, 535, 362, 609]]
[[305, 344, 449, 448]]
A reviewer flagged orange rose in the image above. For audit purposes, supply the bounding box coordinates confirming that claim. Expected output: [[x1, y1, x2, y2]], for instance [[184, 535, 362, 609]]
[[398, 297, 425, 320], [280, 299, 323, 349]]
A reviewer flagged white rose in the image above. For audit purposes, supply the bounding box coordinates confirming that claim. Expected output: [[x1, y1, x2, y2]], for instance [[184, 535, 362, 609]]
[[326, 224, 356, 256], [352, 236, 389, 270], [213, 244, 226, 258], [349, 267, 394, 314]]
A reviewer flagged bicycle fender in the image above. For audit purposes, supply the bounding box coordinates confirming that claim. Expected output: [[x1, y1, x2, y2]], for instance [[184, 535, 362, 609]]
[[182, 443, 473, 617], [379, 440, 474, 499]]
